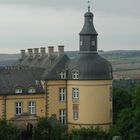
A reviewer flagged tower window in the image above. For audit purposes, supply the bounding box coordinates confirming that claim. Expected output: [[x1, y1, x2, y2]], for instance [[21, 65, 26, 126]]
[[72, 88, 79, 99], [28, 101, 36, 114], [15, 102, 22, 115], [72, 71, 79, 79], [80, 41, 83, 46], [59, 109, 66, 125], [59, 88, 66, 102], [59, 71, 66, 79], [92, 41, 95, 46]]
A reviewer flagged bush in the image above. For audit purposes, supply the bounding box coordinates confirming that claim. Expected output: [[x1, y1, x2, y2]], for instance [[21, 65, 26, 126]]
[[0, 119, 21, 140]]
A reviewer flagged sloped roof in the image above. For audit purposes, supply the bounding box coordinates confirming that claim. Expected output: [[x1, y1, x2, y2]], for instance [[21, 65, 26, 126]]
[[67, 53, 113, 80], [42, 54, 70, 80], [0, 67, 44, 95]]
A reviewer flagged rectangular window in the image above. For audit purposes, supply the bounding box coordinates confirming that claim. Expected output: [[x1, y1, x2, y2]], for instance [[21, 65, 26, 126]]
[[28, 101, 36, 114], [59, 72, 66, 79], [15, 102, 22, 115], [72, 71, 79, 79], [80, 41, 83, 46], [59, 88, 66, 102], [92, 41, 95, 46], [59, 109, 66, 125], [72, 88, 79, 99], [73, 104, 79, 120]]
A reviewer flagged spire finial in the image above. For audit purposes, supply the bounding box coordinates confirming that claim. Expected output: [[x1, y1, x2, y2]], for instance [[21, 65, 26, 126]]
[[88, 0, 90, 12]]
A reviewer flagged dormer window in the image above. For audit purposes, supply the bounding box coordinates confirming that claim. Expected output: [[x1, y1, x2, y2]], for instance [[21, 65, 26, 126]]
[[72, 71, 79, 79], [28, 87, 36, 93], [92, 41, 95, 46], [15, 88, 23, 94], [59, 71, 66, 79]]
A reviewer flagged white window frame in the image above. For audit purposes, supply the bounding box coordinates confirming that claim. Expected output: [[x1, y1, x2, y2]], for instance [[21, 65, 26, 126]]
[[15, 102, 22, 115], [15, 88, 23, 94], [72, 88, 79, 99], [59, 71, 66, 79], [72, 71, 79, 79], [59, 109, 66, 125], [28, 87, 36, 93], [59, 88, 66, 102], [28, 101, 36, 114]]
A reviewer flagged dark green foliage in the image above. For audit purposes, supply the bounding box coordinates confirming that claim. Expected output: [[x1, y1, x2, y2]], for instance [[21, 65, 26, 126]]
[[110, 85, 140, 140], [70, 127, 109, 140], [33, 117, 66, 140], [0, 119, 21, 140], [113, 87, 132, 122]]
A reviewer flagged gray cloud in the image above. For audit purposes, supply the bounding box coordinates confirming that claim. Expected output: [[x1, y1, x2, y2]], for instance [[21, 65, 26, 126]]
[[0, 0, 140, 17], [0, 0, 139, 53]]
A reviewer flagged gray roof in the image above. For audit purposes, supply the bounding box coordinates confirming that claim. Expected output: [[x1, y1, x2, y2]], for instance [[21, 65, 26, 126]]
[[16, 54, 59, 69], [0, 67, 44, 95], [42, 54, 69, 80], [67, 53, 113, 80], [79, 11, 98, 35]]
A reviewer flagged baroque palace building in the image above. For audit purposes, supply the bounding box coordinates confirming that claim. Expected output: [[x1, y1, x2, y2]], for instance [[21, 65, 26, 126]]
[[0, 7, 113, 130]]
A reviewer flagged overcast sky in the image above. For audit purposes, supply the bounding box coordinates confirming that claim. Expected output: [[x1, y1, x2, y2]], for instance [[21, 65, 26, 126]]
[[0, 0, 140, 53]]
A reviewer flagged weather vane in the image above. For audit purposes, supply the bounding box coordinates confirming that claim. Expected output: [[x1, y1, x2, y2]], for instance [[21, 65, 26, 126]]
[[87, 0, 91, 12]]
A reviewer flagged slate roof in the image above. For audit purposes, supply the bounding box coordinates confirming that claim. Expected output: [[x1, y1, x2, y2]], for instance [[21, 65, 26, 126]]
[[0, 67, 44, 95], [79, 11, 98, 35], [16, 53, 58, 69], [42, 54, 69, 80], [67, 53, 113, 80]]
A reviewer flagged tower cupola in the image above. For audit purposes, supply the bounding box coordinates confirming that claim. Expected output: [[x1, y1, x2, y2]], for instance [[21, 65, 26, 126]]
[[79, 4, 98, 53]]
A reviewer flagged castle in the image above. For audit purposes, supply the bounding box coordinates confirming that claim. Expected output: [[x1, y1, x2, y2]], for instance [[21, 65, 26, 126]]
[[0, 6, 113, 130]]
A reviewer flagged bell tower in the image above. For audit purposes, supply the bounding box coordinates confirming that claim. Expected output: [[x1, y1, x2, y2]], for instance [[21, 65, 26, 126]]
[[79, 1, 98, 53]]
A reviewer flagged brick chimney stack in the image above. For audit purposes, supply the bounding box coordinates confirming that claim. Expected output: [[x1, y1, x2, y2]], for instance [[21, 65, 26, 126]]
[[58, 45, 64, 56], [48, 46, 54, 57], [40, 47, 46, 56]]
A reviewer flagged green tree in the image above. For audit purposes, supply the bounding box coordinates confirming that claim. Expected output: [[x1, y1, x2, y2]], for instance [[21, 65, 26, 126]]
[[0, 119, 21, 140], [113, 87, 132, 122], [33, 117, 65, 140], [110, 86, 140, 140]]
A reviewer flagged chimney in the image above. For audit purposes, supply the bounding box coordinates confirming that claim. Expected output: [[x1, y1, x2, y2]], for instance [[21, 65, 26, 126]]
[[28, 48, 33, 58], [58, 45, 64, 56], [48, 46, 54, 57], [20, 50, 26, 58], [40, 47, 46, 56], [34, 48, 39, 57]]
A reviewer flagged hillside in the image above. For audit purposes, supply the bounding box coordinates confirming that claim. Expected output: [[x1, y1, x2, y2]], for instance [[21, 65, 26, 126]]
[[0, 50, 140, 79]]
